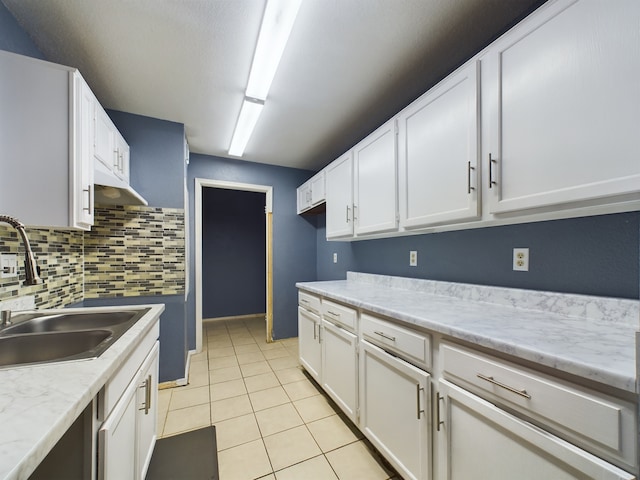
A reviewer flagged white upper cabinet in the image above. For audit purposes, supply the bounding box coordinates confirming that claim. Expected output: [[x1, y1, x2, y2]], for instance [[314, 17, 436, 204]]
[[486, 0, 640, 215], [94, 102, 130, 186], [0, 51, 94, 230], [296, 169, 326, 214], [398, 61, 480, 229], [325, 151, 354, 239], [73, 74, 95, 230], [353, 118, 398, 236]]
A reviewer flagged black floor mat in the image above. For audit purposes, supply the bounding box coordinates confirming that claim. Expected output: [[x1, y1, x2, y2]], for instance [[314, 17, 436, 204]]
[[145, 426, 219, 480]]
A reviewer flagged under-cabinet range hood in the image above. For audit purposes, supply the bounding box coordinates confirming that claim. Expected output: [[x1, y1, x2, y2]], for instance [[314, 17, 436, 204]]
[[93, 170, 148, 206]]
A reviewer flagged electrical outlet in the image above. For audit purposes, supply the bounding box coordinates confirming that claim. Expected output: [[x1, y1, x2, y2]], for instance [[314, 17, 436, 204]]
[[513, 248, 529, 271], [0, 254, 18, 278], [409, 250, 418, 267], [333, 253, 338, 264]]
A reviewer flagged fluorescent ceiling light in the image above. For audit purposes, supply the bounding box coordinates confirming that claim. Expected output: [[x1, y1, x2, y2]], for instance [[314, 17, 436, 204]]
[[228, 98, 265, 157], [246, 0, 302, 100]]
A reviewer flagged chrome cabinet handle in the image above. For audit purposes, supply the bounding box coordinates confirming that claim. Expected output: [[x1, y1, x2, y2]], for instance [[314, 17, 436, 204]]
[[313, 322, 317, 340], [436, 392, 444, 431], [373, 330, 396, 342], [82, 187, 92, 212], [346, 205, 351, 223], [139, 375, 152, 414], [416, 384, 425, 420], [467, 161, 475, 194], [477, 373, 531, 399], [488, 153, 497, 189], [326, 310, 341, 319]]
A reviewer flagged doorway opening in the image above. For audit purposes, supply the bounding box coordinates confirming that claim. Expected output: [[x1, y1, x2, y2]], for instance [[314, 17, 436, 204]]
[[195, 178, 273, 352]]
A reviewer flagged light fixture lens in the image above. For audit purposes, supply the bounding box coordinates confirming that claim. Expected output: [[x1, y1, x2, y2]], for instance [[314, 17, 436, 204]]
[[228, 98, 265, 157], [245, 0, 302, 100]]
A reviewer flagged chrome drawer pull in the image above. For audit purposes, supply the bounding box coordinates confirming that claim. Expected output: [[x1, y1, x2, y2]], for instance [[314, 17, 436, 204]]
[[373, 331, 396, 342], [477, 373, 531, 399], [326, 310, 341, 318], [416, 384, 425, 420]]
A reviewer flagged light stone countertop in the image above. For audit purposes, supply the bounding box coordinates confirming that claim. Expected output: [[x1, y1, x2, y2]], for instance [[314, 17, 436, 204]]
[[0, 303, 165, 480], [297, 272, 639, 394]]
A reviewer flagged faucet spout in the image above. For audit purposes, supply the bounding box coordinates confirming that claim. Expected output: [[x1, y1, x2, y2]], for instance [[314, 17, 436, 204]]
[[0, 215, 43, 286]]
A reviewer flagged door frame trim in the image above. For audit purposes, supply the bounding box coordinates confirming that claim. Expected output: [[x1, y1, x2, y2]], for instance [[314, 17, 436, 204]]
[[194, 178, 273, 351]]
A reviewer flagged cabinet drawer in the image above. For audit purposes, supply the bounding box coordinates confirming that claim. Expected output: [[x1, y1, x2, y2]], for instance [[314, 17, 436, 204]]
[[361, 313, 431, 370], [298, 291, 321, 315], [100, 321, 160, 419], [322, 299, 357, 331], [440, 342, 637, 470]]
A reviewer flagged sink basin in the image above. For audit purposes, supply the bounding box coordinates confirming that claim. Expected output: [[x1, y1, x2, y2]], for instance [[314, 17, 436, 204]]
[[0, 308, 150, 368], [2, 311, 139, 334], [0, 330, 112, 367]]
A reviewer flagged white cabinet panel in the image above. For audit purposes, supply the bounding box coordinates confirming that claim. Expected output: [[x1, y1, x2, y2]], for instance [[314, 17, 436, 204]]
[[94, 104, 115, 172], [354, 118, 398, 235], [360, 340, 431, 480], [487, 0, 640, 214], [298, 306, 322, 382], [98, 377, 137, 480], [437, 380, 635, 480], [325, 152, 354, 239], [399, 60, 480, 229], [0, 51, 94, 230], [136, 342, 159, 480], [321, 320, 358, 423]]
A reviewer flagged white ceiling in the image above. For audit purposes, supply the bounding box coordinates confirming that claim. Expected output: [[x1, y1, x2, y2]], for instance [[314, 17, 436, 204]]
[[3, 0, 544, 171]]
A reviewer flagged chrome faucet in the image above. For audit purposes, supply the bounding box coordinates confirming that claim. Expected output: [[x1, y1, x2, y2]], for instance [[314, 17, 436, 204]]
[[0, 215, 43, 286]]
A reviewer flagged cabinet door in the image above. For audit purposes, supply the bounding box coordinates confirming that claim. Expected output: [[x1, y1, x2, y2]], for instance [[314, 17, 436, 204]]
[[487, 0, 640, 214], [353, 118, 398, 235], [72, 73, 94, 230], [310, 171, 325, 206], [437, 380, 636, 480], [325, 152, 354, 239], [136, 342, 159, 480], [360, 340, 431, 480], [298, 307, 322, 382], [297, 182, 311, 213], [321, 320, 358, 423], [98, 379, 137, 480], [398, 61, 480, 229], [94, 104, 115, 171]]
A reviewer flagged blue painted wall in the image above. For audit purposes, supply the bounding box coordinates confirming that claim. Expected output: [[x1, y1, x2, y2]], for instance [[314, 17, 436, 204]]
[[202, 188, 266, 318], [188, 154, 316, 344], [106, 110, 185, 209], [0, 2, 45, 59], [106, 110, 188, 382], [317, 212, 640, 300]]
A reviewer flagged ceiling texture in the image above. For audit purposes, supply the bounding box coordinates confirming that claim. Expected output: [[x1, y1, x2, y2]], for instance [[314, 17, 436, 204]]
[[3, 0, 545, 171]]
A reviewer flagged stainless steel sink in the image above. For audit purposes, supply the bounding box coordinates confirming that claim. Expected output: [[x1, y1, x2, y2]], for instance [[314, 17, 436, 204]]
[[0, 330, 112, 367], [0, 308, 150, 368], [1, 311, 139, 334]]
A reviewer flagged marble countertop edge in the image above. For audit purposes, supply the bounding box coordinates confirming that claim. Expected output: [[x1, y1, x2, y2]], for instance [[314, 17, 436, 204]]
[[296, 279, 638, 394], [0, 303, 165, 480]]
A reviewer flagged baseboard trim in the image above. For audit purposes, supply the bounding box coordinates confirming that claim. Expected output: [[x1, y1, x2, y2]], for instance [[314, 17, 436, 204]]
[[203, 313, 266, 323]]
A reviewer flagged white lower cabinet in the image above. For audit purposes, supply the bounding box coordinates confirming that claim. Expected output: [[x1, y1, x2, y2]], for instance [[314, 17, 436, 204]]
[[437, 379, 635, 480], [359, 340, 431, 480], [321, 319, 358, 423], [99, 341, 159, 480], [298, 306, 322, 383]]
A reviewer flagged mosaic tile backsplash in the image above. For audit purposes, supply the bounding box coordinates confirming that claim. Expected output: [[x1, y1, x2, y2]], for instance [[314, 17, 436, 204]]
[[84, 206, 185, 298], [0, 226, 84, 309], [0, 205, 185, 308]]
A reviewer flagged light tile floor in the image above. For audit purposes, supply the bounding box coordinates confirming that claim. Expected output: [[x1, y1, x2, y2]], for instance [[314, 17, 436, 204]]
[[157, 317, 400, 480]]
